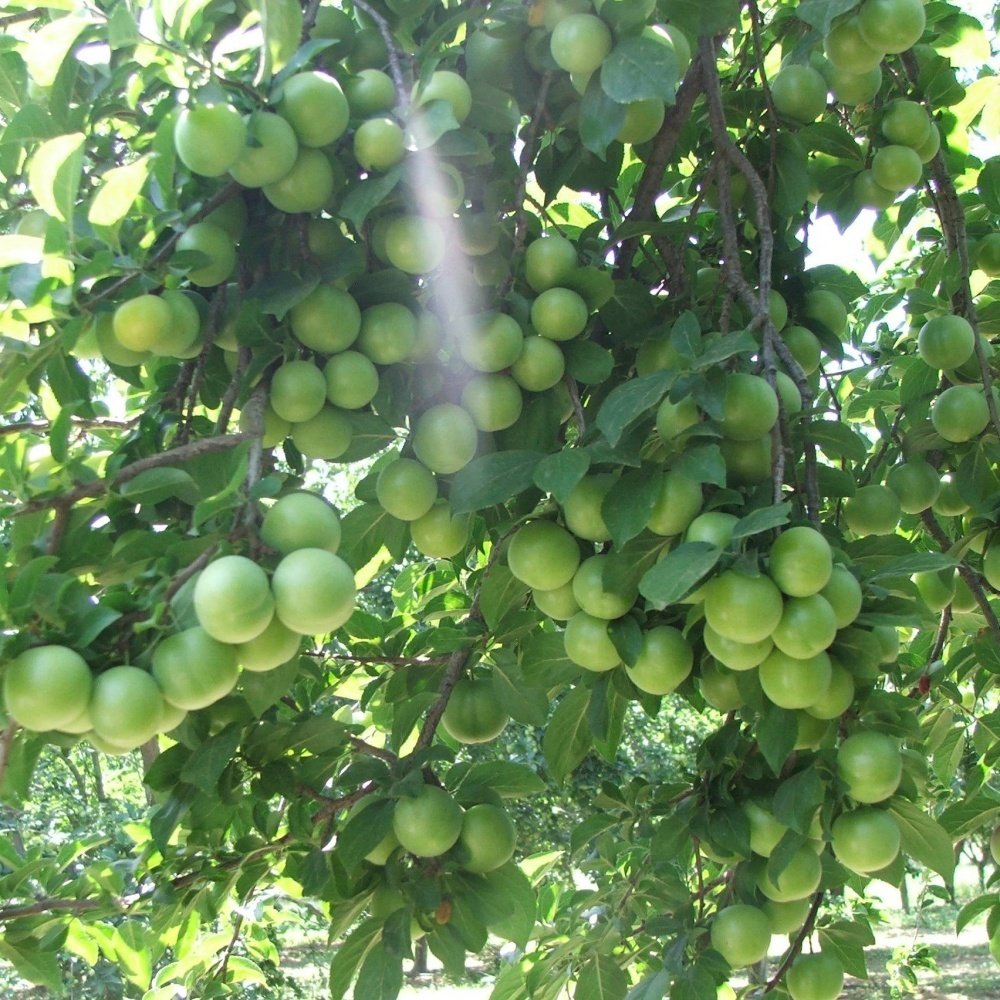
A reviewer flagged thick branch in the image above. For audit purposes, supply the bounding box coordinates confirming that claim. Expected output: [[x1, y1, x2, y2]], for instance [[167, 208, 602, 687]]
[[0, 722, 17, 792]]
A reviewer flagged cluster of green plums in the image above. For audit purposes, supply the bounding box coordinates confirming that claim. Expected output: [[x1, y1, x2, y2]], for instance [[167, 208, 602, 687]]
[[1, 492, 352, 753]]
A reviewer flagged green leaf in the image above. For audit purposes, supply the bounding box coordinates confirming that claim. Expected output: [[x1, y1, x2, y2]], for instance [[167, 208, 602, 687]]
[[490, 659, 549, 728], [480, 862, 536, 946], [639, 542, 721, 607], [179, 726, 243, 794], [865, 552, 956, 581], [773, 768, 827, 835], [407, 99, 461, 149], [601, 36, 677, 105], [119, 467, 200, 505], [596, 371, 671, 447], [938, 790, 1000, 838], [888, 798, 956, 882], [339, 167, 403, 230], [692, 330, 759, 370], [337, 798, 395, 872], [534, 449, 591, 503], [450, 450, 544, 514], [328, 918, 382, 1000], [580, 77, 627, 158], [674, 443, 727, 487], [773, 133, 810, 217], [956, 893, 999, 935], [28, 132, 86, 224], [543, 685, 592, 783], [575, 953, 628, 1000], [479, 565, 530, 632], [731, 504, 791, 540], [817, 919, 874, 979], [802, 122, 863, 161], [88, 156, 151, 228], [602, 468, 660, 548], [520, 631, 580, 687]]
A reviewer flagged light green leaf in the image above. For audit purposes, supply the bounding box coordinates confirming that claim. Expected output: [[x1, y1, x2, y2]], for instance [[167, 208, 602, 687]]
[[259, 0, 303, 78], [888, 798, 956, 882], [88, 156, 151, 227], [28, 132, 86, 224], [24, 15, 91, 87], [0, 235, 44, 268], [0, 941, 63, 992]]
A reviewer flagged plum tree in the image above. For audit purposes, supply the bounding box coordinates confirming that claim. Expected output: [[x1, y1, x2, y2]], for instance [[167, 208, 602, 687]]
[[0, 1, 996, 997]]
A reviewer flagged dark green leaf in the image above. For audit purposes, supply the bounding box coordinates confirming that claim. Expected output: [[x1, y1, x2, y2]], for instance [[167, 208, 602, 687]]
[[119, 467, 200, 505], [731, 504, 791, 540], [339, 167, 403, 230], [479, 565, 530, 632], [806, 419, 869, 462], [454, 761, 546, 799], [490, 659, 549, 728], [179, 726, 243, 794], [543, 685, 592, 783], [674, 443, 727, 487], [660, 0, 740, 36], [757, 702, 798, 776], [692, 330, 759, 370], [818, 920, 875, 979], [480, 862, 536, 947], [450, 450, 543, 514], [580, 77, 627, 158], [773, 768, 827, 834], [596, 371, 671, 447], [563, 339, 615, 384], [639, 542, 721, 607], [575, 953, 628, 1000], [602, 468, 660, 548], [534, 449, 591, 503]]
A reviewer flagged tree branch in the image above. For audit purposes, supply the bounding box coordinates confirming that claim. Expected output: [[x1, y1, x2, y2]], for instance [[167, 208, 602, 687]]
[[12, 434, 251, 517]]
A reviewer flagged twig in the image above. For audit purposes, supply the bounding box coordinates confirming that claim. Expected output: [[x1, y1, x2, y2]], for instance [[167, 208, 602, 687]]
[[352, 0, 410, 108], [0, 7, 43, 29], [763, 893, 824, 992], [0, 722, 17, 792], [349, 737, 397, 763], [505, 72, 554, 290], [0, 417, 136, 437], [81, 183, 242, 311], [239, 384, 268, 531], [564, 373, 586, 438], [921, 510, 1000, 640], [0, 897, 111, 923]]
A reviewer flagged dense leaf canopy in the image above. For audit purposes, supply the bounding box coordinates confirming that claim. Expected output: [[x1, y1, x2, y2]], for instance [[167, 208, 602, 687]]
[[1, 0, 999, 997]]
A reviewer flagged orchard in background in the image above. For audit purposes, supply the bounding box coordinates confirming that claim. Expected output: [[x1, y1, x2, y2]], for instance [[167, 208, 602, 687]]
[[1, 0, 1000, 997]]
